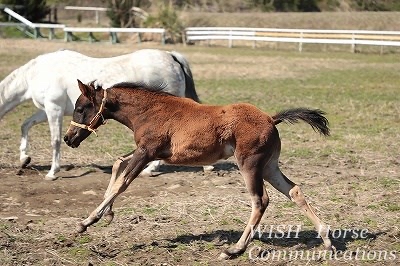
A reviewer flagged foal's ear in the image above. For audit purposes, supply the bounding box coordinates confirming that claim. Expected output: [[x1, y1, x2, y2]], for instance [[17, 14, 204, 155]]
[[77, 79, 95, 102]]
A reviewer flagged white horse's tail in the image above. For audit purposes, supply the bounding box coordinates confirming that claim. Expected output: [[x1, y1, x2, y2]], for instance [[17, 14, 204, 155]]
[[0, 59, 33, 119], [170, 51, 200, 103]]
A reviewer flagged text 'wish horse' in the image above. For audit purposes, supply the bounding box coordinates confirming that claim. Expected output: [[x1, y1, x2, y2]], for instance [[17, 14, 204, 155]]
[[0, 49, 200, 179], [64, 80, 335, 259]]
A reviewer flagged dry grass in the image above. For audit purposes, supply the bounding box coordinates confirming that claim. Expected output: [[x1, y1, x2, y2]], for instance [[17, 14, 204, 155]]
[[0, 36, 399, 265]]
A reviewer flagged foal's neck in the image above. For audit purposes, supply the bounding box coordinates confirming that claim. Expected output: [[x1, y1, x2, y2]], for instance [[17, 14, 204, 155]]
[[106, 88, 168, 131]]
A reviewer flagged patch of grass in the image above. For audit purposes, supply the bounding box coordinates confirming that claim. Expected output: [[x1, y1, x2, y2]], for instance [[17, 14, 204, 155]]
[[56, 234, 67, 242], [232, 217, 245, 225], [281, 202, 294, 208], [77, 235, 92, 244], [379, 201, 400, 212], [67, 246, 90, 258], [379, 177, 399, 188], [118, 207, 136, 214], [0, 222, 9, 230], [363, 218, 378, 227], [330, 195, 342, 203], [366, 205, 378, 210], [143, 207, 157, 215]]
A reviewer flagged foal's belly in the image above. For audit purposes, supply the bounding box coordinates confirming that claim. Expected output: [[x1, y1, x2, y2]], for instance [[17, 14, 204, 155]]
[[163, 143, 235, 166]]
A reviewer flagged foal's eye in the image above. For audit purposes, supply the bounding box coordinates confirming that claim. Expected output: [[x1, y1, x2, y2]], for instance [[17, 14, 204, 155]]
[[76, 107, 84, 113]]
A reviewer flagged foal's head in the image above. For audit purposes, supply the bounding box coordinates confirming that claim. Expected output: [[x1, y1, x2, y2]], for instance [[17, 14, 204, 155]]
[[64, 80, 107, 148]]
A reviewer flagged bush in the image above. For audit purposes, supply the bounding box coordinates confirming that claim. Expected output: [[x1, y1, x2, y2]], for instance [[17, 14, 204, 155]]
[[144, 3, 184, 43]]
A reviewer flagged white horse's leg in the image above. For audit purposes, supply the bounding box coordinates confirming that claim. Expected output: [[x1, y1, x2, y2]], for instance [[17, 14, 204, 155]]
[[140, 160, 161, 176], [19, 110, 47, 168], [44, 103, 65, 180], [141, 161, 214, 175]]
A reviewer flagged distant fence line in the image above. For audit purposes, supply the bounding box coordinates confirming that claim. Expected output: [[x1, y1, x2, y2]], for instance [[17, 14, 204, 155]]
[[2, 7, 164, 44], [185, 27, 400, 53], [3, 7, 400, 52]]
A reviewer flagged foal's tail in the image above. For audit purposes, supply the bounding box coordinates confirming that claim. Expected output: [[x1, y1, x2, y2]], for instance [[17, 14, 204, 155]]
[[272, 108, 330, 136], [170, 51, 201, 103]]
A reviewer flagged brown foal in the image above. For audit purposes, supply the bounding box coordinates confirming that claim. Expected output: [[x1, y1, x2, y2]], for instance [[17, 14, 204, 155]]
[[64, 80, 334, 259]]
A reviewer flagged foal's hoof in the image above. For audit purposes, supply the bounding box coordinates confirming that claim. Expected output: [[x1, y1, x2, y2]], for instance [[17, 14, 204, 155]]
[[104, 211, 115, 224], [326, 244, 336, 252], [218, 247, 244, 260], [76, 223, 87, 233], [20, 157, 31, 169], [218, 252, 231, 260]]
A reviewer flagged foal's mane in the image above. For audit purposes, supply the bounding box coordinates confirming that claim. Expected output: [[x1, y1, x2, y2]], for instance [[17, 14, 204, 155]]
[[109, 81, 178, 97]]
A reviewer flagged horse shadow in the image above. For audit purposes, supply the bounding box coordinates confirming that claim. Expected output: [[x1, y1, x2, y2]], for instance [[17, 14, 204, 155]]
[[90, 161, 239, 176], [11, 161, 239, 179], [162, 228, 384, 252]]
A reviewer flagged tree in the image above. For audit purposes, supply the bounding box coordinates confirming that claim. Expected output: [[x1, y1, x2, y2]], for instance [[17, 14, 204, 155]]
[[247, 0, 320, 11], [103, 0, 150, 28], [144, 3, 184, 43], [0, 0, 50, 22]]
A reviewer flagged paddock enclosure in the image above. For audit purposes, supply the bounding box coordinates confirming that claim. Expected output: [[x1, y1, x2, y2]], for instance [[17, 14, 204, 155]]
[[0, 39, 399, 265]]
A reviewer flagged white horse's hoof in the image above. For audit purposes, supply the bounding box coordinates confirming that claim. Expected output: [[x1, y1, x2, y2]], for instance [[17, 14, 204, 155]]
[[20, 156, 31, 169], [203, 165, 214, 172], [140, 170, 160, 177], [44, 174, 58, 181]]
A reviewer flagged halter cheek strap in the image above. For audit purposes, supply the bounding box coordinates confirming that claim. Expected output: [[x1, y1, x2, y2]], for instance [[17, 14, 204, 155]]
[[70, 89, 108, 137]]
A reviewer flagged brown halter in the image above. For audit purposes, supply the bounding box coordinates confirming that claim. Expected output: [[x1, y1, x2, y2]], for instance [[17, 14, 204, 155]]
[[70, 89, 108, 137]]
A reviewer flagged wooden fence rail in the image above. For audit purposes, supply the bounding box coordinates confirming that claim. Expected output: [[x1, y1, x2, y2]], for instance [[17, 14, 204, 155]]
[[185, 27, 400, 52]]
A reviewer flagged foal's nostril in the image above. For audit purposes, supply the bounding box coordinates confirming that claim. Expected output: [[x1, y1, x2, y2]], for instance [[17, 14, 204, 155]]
[[63, 135, 69, 144]]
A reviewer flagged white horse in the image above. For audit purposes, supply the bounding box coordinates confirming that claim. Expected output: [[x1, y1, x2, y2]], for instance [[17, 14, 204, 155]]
[[0, 49, 201, 180]]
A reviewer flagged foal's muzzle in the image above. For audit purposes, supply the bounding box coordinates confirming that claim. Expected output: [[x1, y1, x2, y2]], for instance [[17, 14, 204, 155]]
[[64, 127, 89, 148]]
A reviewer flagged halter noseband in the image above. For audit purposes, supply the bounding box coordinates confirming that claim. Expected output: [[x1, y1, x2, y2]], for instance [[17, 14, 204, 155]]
[[70, 89, 108, 137]]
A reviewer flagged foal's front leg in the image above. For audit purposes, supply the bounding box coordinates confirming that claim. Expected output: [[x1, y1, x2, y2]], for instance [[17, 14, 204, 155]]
[[77, 148, 150, 233], [103, 151, 134, 224]]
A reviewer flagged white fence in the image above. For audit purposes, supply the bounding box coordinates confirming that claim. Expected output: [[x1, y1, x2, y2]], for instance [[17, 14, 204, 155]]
[[4, 7, 400, 51], [3, 7, 165, 44], [64, 27, 165, 44], [186, 27, 400, 52], [4, 7, 65, 39]]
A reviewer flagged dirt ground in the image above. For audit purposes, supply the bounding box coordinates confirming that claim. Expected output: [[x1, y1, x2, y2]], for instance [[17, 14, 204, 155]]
[[0, 155, 399, 265]]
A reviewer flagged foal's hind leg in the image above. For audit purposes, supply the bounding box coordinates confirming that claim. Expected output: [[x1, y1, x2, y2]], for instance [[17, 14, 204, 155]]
[[264, 160, 333, 250], [220, 166, 269, 259], [19, 110, 47, 169], [103, 151, 134, 224]]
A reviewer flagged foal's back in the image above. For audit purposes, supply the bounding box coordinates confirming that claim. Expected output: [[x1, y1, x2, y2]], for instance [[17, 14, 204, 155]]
[[126, 89, 277, 166]]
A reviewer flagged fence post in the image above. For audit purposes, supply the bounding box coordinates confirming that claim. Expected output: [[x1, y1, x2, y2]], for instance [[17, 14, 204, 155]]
[[351, 33, 355, 53], [228, 30, 232, 48], [161, 31, 165, 45], [49, 28, 55, 40], [299, 31, 303, 52]]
